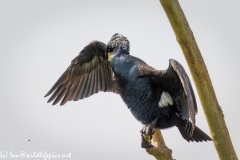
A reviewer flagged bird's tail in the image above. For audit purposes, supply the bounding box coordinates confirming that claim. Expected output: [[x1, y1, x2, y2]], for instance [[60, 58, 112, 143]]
[[177, 120, 212, 142]]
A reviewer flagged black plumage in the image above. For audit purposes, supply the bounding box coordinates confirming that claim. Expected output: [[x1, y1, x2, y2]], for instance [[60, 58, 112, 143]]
[[45, 33, 212, 146]]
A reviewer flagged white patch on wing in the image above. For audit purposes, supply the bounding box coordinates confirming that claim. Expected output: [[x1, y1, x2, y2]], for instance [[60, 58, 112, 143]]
[[159, 91, 173, 108]]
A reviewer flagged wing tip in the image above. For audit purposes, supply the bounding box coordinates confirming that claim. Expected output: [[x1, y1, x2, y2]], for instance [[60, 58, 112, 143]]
[[44, 93, 49, 98], [169, 58, 176, 63], [47, 99, 53, 103], [60, 100, 67, 106]]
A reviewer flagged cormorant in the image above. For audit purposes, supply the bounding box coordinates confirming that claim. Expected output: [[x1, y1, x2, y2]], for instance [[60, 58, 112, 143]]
[[45, 33, 212, 148]]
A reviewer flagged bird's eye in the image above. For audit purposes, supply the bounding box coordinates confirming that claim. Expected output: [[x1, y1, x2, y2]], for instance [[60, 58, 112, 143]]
[[107, 47, 113, 52]]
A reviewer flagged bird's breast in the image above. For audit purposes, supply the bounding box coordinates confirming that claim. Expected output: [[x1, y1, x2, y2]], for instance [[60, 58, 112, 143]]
[[111, 55, 158, 108], [110, 54, 168, 125]]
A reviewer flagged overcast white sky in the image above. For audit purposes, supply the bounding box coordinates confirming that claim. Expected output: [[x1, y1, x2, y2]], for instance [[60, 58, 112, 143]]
[[0, 0, 239, 159]]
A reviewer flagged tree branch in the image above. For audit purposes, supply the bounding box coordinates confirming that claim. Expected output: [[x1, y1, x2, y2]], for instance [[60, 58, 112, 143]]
[[159, 0, 238, 159], [145, 129, 174, 160]]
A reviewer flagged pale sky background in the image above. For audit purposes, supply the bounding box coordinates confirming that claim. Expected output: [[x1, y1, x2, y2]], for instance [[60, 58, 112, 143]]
[[0, 0, 239, 160]]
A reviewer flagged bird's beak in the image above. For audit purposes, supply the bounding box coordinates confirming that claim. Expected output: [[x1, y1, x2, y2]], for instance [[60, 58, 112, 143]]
[[107, 52, 113, 61]]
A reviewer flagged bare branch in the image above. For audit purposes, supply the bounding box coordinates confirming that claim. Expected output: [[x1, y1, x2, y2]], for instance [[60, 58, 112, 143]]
[[159, 0, 238, 159], [145, 129, 174, 160]]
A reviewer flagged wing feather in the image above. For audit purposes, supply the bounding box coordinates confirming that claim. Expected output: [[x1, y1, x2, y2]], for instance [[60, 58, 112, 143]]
[[93, 65, 98, 94], [63, 76, 80, 103], [83, 71, 92, 98], [73, 75, 85, 101], [45, 41, 117, 105], [53, 86, 68, 105], [45, 69, 70, 97], [100, 64, 106, 91], [47, 83, 67, 103], [169, 59, 197, 128], [88, 70, 95, 97], [97, 65, 102, 91]]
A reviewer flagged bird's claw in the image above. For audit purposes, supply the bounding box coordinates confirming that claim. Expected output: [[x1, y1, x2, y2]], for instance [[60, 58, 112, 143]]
[[140, 125, 155, 136], [140, 118, 158, 148], [140, 125, 155, 148], [141, 134, 154, 148]]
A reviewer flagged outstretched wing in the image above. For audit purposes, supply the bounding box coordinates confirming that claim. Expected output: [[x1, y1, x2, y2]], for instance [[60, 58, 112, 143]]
[[45, 41, 117, 106], [168, 59, 197, 124], [137, 59, 197, 130]]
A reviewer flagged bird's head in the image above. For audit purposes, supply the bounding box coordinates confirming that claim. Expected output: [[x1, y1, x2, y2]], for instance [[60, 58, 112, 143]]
[[106, 33, 130, 61]]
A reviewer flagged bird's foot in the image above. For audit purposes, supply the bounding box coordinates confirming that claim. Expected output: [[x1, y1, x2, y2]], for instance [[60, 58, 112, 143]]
[[141, 125, 155, 136], [140, 118, 158, 148], [141, 127, 154, 148]]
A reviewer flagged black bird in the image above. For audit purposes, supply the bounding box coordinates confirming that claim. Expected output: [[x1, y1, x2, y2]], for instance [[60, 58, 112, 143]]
[[45, 33, 212, 148]]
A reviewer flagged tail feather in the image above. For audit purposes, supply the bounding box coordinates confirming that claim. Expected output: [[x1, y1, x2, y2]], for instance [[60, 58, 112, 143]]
[[177, 120, 212, 142]]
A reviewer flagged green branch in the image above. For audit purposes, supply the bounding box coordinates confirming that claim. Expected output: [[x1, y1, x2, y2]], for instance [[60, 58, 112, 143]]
[[159, 0, 238, 159]]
